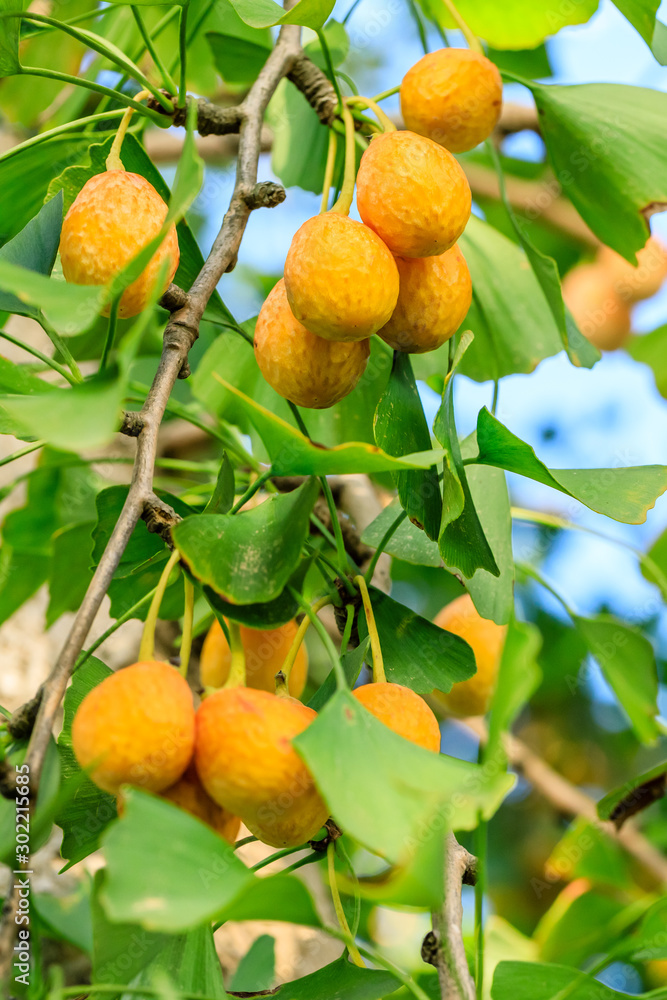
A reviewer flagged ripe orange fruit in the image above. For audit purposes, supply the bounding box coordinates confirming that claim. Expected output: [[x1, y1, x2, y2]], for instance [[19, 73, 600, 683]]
[[356, 131, 471, 258], [562, 263, 631, 351], [254, 279, 369, 408], [160, 762, 240, 844], [400, 48, 503, 153], [379, 245, 472, 353], [195, 687, 328, 848], [200, 617, 309, 698], [597, 236, 667, 303], [432, 594, 507, 717], [353, 682, 441, 751], [283, 213, 399, 342], [59, 171, 179, 318], [71, 661, 195, 795]]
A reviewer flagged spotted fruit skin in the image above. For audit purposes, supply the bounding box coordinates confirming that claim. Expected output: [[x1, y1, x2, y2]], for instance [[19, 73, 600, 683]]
[[431, 594, 507, 717], [354, 682, 441, 751], [59, 171, 179, 319], [562, 263, 631, 351], [356, 131, 471, 258], [200, 616, 309, 698], [195, 687, 329, 848], [71, 661, 195, 794], [379, 245, 472, 353], [597, 237, 667, 303], [283, 214, 399, 342], [160, 762, 240, 843], [254, 279, 369, 408], [401, 48, 502, 153]]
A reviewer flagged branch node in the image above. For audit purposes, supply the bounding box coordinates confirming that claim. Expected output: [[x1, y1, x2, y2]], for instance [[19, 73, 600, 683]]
[[142, 495, 182, 543], [159, 283, 189, 313], [119, 411, 145, 437], [146, 92, 245, 136], [244, 181, 286, 210], [421, 929, 440, 967], [7, 688, 43, 741]]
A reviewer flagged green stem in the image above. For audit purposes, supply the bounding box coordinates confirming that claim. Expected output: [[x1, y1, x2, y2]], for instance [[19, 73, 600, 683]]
[[0, 329, 77, 384], [516, 561, 576, 619], [439, 0, 483, 52], [0, 111, 126, 166], [340, 603, 355, 656], [0, 441, 45, 468], [131, 6, 178, 93], [177, 3, 189, 108], [290, 587, 347, 689], [474, 808, 487, 999], [316, 28, 343, 111], [512, 507, 667, 603], [329, 101, 357, 216], [179, 575, 194, 679], [372, 84, 400, 102], [168, 0, 215, 76], [139, 550, 181, 661], [354, 575, 386, 683], [229, 469, 272, 514], [10, 9, 173, 110], [18, 66, 168, 123], [346, 95, 396, 133], [40, 316, 84, 384], [491, 380, 499, 416], [328, 841, 366, 967], [278, 596, 332, 692], [336, 838, 361, 936], [407, 0, 429, 53], [364, 508, 407, 583], [76, 588, 158, 669], [100, 300, 119, 371], [222, 621, 246, 688], [250, 843, 307, 871], [320, 127, 338, 214]]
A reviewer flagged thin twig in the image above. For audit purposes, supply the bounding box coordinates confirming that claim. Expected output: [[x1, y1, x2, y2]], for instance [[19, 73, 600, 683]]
[[423, 834, 477, 1000]]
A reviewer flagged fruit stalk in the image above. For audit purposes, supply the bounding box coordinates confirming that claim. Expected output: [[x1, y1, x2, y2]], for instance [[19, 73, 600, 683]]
[[354, 575, 386, 683], [327, 841, 366, 968], [346, 95, 396, 133], [277, 595, 332, 693], [439, 0, 483, 54], [179, 575, 195, 679], [329, 101, 357, 217], [139, 549, 182, 662]]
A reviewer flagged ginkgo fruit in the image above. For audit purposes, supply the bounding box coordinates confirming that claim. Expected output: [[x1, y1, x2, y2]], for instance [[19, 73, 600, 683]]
[[59, 171, 179, 318], [379, 245, 472, 353], [562, 263, 631, 351], [354, 682, 441, 751], [432, 594, 507, 717], [400, 48, 503, 153], [356, 131, 471, 258], [160, 762, 241, 844], [597, 236, 667, 303], [195, 687, 328, 848], [200, 616, 309, 698], [254, 279, 369, 408], [283, 213, 399, 342], [71, 661, 195, 794]]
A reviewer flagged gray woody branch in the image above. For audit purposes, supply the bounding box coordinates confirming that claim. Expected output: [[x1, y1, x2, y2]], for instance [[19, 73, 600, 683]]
[[0, 15, 304, 979], [423, 834, 477, 1000]]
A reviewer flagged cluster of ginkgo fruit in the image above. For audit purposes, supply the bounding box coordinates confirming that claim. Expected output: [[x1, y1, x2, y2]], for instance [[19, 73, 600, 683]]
[[253, 48, 504, 409], [71, 592, 506, 848]]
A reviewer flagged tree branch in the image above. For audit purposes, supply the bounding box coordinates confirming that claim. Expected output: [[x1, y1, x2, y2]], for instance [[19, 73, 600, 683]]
[[462, 717, 667, 886], [422, 833, 477, 1000], [0, 17, 304, 980]]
